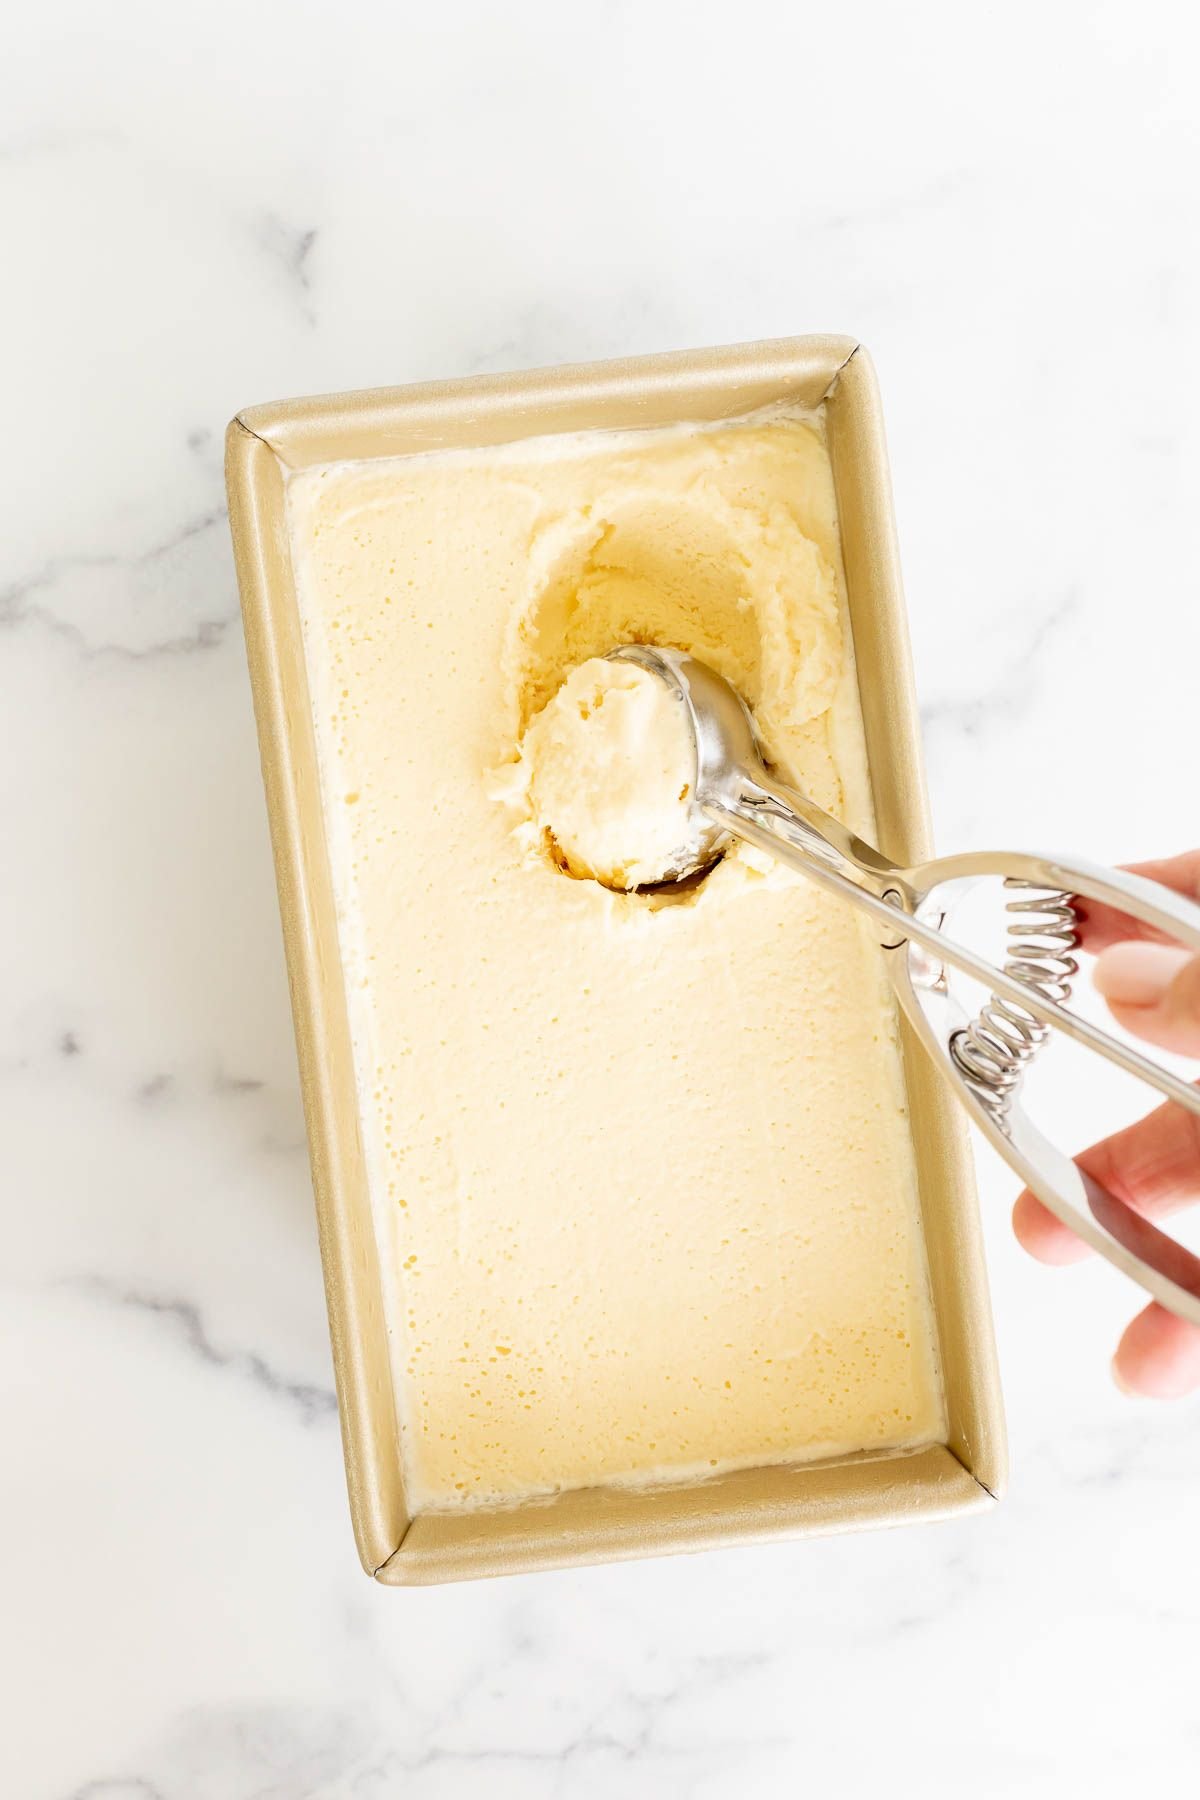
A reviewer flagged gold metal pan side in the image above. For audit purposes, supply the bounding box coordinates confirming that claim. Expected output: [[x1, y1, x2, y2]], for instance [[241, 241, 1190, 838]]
[[224, 420, 408, 1573], [236, 334, 860, 468], [377, 1446, 991, 1586], [826, 349, 1007, 1500]]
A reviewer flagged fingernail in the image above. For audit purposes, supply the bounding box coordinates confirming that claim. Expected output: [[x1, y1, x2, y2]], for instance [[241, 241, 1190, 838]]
[[1111, 1354, 1137, 1396], [1094, 942, 1193, 1007]]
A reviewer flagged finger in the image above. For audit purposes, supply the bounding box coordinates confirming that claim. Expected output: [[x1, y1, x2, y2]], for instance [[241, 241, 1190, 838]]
[[1075, 850, 1200, 953], [1094, 944, 1200, 1057], [1012, 1189, 1094, 1263], [1113, 1301, 1200, 1398], [1012, 1096, 1200, 1265]]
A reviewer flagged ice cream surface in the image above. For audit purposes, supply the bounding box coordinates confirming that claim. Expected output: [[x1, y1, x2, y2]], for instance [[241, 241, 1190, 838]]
[[288, 412, 945, 1510]]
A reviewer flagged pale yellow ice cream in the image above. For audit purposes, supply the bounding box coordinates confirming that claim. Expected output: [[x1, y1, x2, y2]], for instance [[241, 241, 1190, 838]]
[[288, 413, 944, 1510], [515, 656, 702, 888]]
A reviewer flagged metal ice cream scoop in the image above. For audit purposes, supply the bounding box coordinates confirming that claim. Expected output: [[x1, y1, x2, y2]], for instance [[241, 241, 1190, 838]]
[[608, 644, 1200, 1326]]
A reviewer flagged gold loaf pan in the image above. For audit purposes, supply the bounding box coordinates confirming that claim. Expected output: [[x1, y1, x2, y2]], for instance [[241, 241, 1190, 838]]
[[225, 336, 1006, 1584]]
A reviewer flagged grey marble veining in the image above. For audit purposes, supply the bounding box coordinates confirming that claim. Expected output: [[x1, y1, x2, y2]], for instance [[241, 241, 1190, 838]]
[[4, 3, 1200, 1796]]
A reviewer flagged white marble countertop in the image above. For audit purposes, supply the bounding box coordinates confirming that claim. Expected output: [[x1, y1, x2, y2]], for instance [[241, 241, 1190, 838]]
[[5, 3, 1200, 1794]]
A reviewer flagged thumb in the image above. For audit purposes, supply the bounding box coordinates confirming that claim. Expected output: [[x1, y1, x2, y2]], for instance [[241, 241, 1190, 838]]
[[1093, 943, 1200, 1058]]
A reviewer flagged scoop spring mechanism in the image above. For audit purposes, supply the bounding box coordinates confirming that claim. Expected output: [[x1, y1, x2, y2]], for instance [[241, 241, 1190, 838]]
[[950, 882, 1080, 1106]]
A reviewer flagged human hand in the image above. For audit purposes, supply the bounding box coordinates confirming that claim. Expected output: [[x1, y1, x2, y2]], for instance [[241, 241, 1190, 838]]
[[1012, 851, 1200, 1397]]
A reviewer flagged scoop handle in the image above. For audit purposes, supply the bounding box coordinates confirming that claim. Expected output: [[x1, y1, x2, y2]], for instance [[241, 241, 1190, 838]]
[[706, 784, 1200, 1118], [706, 781, 1200, 1324]]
